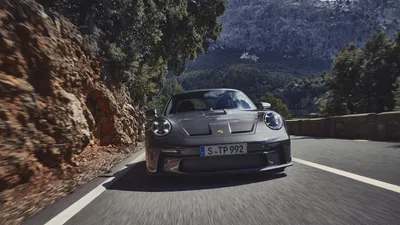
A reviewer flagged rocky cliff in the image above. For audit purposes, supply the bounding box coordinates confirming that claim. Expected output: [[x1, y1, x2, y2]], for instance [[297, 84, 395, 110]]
[[0, 0, 144, 223], [215, 0, 400, 60]]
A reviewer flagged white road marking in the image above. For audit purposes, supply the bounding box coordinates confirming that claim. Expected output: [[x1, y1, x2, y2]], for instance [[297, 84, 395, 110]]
[[353, 139, 369, 142], [44, 152, 146, 225], [293, 157, 400, 194]]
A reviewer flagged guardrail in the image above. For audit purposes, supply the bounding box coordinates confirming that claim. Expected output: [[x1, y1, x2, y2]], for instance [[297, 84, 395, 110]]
[[286, 111, 400, 141]]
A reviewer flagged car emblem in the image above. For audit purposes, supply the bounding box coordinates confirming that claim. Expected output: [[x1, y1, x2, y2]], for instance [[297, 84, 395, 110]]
[[218, 129, 224, 134]]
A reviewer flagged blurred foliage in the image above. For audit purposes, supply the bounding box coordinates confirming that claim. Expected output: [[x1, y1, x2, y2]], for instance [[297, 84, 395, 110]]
[[395, 76, 400, 110], [319, 30, 400, 116], [38, 0, 227, 106], [184, 48, 331, 77], [148, 78, 185, 113], [274, 75, 328, 117], [260, 93, 292, 119]]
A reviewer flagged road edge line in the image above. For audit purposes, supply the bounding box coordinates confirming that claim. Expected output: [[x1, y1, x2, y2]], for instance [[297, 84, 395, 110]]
[[43, 152, 146, 225], [293, 157, 400, 194]]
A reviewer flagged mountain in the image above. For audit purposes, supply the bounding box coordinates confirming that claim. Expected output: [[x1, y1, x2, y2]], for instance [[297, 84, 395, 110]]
[[183, 0, 400, 74], [178, 0, 400, 116], [216, 0, 400, 61]]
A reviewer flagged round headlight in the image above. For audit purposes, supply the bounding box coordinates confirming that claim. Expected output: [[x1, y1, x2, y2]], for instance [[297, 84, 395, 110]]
[[151, 119, 172, 136], [264, 111, 283, 130]]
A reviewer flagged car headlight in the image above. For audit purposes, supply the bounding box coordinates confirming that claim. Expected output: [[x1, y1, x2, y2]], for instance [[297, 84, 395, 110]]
[[151, 119, 172, 136], [264, 111, 283, 130]]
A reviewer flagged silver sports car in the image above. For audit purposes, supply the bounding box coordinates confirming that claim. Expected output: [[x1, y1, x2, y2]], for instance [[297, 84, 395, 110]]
[[145, 88, 292, 176]]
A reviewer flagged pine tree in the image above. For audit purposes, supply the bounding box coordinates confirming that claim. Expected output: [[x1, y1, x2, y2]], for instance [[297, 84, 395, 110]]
[[327, 43, 363, 115], [324, 30, 400, 115], [394, 32, 400, 110], [362, 30, 398, 112]]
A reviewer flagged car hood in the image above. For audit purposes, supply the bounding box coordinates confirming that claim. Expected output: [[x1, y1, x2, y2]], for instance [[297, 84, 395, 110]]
[[167, 110, 260, 136]]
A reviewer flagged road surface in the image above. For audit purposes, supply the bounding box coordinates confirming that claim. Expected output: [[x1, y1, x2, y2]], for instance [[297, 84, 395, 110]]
[[25, 137, 400, 225]]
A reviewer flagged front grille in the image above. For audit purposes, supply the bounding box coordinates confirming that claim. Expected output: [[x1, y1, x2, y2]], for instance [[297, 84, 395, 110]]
[[179, 154, 267, 173]]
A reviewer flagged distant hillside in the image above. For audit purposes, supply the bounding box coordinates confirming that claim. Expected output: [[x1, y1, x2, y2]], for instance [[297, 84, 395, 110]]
[[217, 0, 400, 61], [183, 0, 400, 75], [177, 65, 295, 101], [178, 0, 400, 117], [184, 47, 332, 77], [177, 65, 327, 117]]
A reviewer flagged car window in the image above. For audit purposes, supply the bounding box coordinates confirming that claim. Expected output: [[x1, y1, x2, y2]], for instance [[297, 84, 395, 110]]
[[235, 91, 253, 109], [165, 90, 257, 115], [176, 99, 208, 112]]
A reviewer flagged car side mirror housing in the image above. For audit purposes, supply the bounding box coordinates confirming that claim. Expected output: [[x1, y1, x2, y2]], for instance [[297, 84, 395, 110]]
[[258, 102, 271, 110], [145, 109, 157, 118]]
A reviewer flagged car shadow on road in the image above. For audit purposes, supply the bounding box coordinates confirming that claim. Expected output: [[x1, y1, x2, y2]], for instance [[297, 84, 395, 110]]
[[103, 161, 287, 192], [387, 144, 400, 149]]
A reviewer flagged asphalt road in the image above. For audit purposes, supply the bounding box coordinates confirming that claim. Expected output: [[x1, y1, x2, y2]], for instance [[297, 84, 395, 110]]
[[27, 137, 400, 225]]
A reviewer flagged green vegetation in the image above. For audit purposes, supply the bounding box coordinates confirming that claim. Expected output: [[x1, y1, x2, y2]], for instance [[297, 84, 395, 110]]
[[38, 1, 399, 118], [176, 30, 400, 118], [178, 64, 328, 116], [214, 0, 400, 62], [39, 0, 227, 106], [184, 49, 331, 77], [178, 65, 294, 101], [260, 93, 292, 119], [148, 78, 185, 113], [275, 75, 328, 117], [319, 30, 400, 116], [395, 77, 400, 110]]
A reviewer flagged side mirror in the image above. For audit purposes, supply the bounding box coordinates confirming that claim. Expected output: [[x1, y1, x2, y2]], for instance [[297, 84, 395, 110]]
[[258, 102, 271, 110], [145, 109, 157, 118]]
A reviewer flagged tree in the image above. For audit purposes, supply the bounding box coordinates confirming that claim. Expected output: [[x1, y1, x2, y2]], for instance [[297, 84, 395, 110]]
[[148, 78, 185, 113], [362, 30, 398, 112], [260, 93, 292, 119], [395, 77, 400, 110], [394, 33, 400, 111], [39, 0, 227, 106], [322, 30, 400, 116], [327, 43, 364, 115]]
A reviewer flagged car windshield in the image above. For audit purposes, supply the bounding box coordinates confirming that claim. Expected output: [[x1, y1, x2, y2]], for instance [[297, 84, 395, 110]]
[[164, 89, 257, 115]]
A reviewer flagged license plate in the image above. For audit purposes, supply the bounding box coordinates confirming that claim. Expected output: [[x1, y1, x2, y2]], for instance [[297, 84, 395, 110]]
[[200, 143, 247, 157]]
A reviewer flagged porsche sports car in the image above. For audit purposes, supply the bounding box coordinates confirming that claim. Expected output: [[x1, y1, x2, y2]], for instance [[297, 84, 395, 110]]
[[144, 88, 292, 176]]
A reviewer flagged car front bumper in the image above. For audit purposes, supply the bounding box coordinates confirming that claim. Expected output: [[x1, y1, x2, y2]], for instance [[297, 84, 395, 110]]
[[145, 139, 292, 176]]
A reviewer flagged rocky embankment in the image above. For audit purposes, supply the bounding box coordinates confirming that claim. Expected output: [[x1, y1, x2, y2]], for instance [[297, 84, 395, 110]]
[[0, 0, 145, 224]]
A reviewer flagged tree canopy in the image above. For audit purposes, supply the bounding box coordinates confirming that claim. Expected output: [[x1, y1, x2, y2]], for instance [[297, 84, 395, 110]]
[[395, 77, 400, 110], [320, 30, 400, 116], [260, 93, 292, 119], [148, 78, 185, 113], [39, 0, 227, 106]]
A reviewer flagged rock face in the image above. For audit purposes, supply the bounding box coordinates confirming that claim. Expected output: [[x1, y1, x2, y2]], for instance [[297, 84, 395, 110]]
[[0, 0, 144, 192], [216, 0, 400, 60]]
